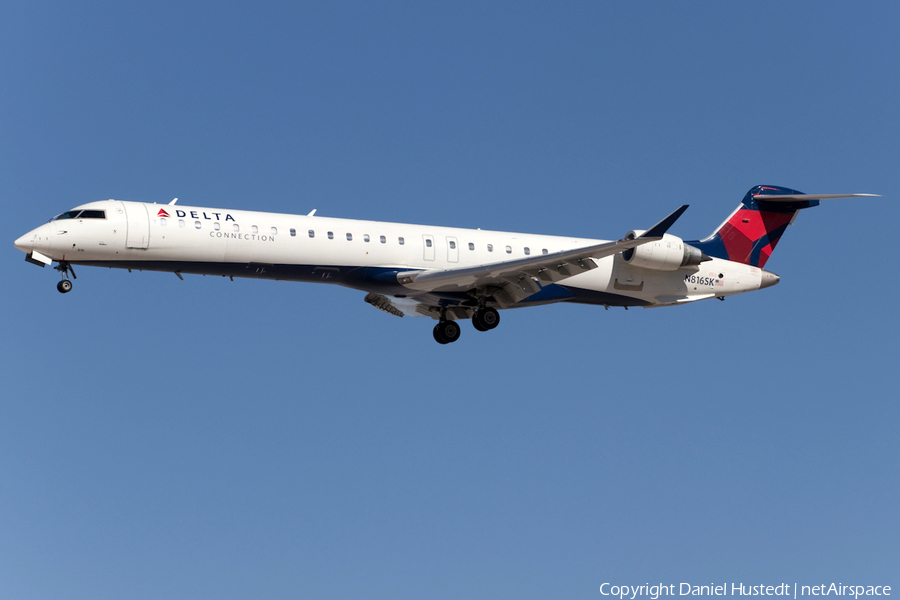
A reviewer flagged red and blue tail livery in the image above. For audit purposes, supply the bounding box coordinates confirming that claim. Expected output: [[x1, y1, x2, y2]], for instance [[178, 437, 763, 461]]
[[690, 185, 814, 268], [689, 185, 878, 269], [14, 185, 878, 343]]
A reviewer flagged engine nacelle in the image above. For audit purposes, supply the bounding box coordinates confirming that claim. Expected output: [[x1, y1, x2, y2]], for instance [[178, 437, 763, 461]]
[[622, 232, 707, 271]]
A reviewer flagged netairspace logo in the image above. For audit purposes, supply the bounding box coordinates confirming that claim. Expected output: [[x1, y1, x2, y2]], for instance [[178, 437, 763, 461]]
[[599, 584, 892, 600]]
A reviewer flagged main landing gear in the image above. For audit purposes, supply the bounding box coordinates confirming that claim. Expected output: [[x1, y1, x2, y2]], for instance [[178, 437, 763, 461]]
[[433, 320, 461, 345], [432, 307, 501, 344], [472, 307, 500, 332], [55, 261, 75, 294]]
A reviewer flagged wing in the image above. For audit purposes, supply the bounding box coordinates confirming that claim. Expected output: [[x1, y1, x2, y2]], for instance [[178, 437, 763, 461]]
[[395, 205, 689, 306]]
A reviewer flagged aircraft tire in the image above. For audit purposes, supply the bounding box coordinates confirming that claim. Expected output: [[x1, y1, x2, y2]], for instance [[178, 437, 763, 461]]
[[475, 307, 499, 330], [435, 320, 460, 344], [472, 315, 488, 332], [57, 280, 72, 294], [441, 320, 461, 343]]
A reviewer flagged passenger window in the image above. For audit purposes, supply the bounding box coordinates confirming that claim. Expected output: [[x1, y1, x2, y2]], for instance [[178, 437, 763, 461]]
[[449, 241, 456, 249], [468, 242, 474, 251], [506, 246, 512, 254], [160, 218, 167, 226], [364, 234, 370, 242], [271, 227, 277, 235], [398, 237, 405, 245], [328, 231, 334, 239], [346, 233, 353, 241], [542, 248, 548, 255], [233, 224, 240, 232], [195, 221, 202, 229], [214, 222, 220, 231], [309, 230, 315, 238], [425, 239, 432, 247], [251, 225, 258, 234], [380, 235, 386, 244], [290, 228, 296, 236], [178, 220, 185, 227], [487, 244, 493, 252], [524, 247, 530, 255]]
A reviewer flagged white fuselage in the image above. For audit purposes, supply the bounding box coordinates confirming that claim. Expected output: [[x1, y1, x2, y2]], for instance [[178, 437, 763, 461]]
[[14, 199, 772, 311]]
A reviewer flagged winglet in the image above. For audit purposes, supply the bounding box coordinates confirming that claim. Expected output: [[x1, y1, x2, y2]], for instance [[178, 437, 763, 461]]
[[308, 209, 317, 217], [640, 205, 689, 238], [169, 198, 178, 205]]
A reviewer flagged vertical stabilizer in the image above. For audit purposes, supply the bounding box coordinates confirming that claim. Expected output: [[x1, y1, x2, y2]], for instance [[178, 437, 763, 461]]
[[687, 185, 818, 268]]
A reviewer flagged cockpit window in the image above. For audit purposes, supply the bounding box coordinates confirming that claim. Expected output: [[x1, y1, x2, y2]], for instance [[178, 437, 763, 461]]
[[52, 209, 106, 220]]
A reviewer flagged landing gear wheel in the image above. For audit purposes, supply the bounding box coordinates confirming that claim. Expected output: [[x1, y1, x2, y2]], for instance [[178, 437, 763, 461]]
[[57, 279, 73, 294], [441, 320, 461, 343], [473, 307, 499, 331], [433, 324, 449, 344], [433, 320, 461, 344], [480, 307, 499, 329]]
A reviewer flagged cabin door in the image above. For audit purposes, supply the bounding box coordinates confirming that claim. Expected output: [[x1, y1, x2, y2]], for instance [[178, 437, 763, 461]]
[[123, 202, 150, 249]]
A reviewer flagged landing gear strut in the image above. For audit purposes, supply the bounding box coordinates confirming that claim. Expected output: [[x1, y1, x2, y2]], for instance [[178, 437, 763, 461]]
[[472, 307, 500, 332], [55, 261, 75, 294], [433, 320, 461, 344]]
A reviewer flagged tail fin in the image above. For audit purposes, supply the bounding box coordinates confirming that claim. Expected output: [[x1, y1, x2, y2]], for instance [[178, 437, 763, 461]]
[[688, 185, 818, 268]]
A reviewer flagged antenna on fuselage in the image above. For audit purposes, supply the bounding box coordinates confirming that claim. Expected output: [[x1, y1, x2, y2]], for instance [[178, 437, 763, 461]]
[[169, 198, 178, 205], [308, 209, 316, 216]]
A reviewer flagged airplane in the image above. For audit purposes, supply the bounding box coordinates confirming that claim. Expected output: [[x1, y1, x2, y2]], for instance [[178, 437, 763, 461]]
[[13, 185, 877, 344]]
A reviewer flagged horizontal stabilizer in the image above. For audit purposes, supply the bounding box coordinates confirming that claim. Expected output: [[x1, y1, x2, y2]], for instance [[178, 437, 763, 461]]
[[753, 193, 880, 201]]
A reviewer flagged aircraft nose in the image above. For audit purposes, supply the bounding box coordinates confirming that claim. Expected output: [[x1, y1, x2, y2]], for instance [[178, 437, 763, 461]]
[[14, 231, 35, 253], [760, 270, 780, 289]]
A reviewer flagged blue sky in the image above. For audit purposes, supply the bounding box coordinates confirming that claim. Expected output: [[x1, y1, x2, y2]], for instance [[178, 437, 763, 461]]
[[2, 2, 898, 599]]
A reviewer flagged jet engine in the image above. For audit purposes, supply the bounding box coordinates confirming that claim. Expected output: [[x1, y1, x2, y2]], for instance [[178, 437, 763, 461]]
[[622, 231, 708, 271]]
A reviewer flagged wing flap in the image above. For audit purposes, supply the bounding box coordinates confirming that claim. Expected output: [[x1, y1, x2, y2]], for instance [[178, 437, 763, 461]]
[[364, 292, 449, 318], [364, 292, 405, 317]]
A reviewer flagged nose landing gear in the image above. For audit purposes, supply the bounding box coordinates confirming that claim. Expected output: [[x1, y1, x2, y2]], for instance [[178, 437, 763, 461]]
[[55, 261, 75, 294]]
